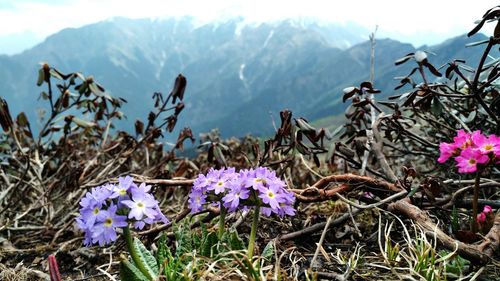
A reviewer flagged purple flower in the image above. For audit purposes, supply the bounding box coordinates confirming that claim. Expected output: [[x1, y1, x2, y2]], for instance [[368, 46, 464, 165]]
[[91, 204, 128, 246], [76, 177, 170, 246], [277, 203, 296, 217], [188, 188, 207, 213], [207, 167, 236, 194], [189, 167, 296, 217], [130, 182, 152, 195], [223, 181, 250, 211], [75, 217, 93, 246], [260, 207, 272, 217], [80, 185, 111, 209], [259, 184, 282, 210], [109, 176, 135, 199], [193, 172, 214, 191], [187, 166, 296, 219], [80, 205, 107, 228], [121, 191, 158, 221], [245, 167, 273, 191]]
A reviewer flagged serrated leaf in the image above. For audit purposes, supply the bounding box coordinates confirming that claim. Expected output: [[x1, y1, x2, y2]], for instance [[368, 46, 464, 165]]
[[175, 224, 193, 256], [156, 234, 172, 267], [228, 230, 245, 250], [132, 238, 159, 278], [262, 241, 274, 260], [201, 232, 218, 257], [120, 259, 149, 281]]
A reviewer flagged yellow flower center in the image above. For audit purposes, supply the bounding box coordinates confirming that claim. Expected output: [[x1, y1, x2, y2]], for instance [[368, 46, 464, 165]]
[[468, 159, 476, 165], [267, 191, 275, 198], [137, 202, 144, 208], [93, 207, 99, 215], [217, 181, 224, 186], [104, 218, 113, 227], [484, 144, 493, 151], [255, 178, 266, 185], [119, 188, 127, 195]]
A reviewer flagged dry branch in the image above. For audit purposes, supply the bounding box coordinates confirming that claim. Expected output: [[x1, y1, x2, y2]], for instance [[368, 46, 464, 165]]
[[388, 199, 499, 264], [291, 173, 401, 202]]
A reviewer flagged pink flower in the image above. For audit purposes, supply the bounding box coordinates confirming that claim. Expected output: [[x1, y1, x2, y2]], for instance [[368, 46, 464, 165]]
[[437, 142, 458, 163], [455, 148, 489, 173], [472, 133, 500, 156], [453, 129, 472, 149], [483, 205, 492, 214], [477, 212, 486, 223]]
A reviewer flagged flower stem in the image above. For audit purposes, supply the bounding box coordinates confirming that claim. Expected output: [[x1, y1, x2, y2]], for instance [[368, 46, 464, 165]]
[[123, 226, 153, 281], [218, 204, 226, 240], [247, 207, 260, 260], [472, 171, 480, 233]]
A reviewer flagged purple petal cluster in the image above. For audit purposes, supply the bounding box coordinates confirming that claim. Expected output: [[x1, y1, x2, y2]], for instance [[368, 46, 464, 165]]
[[76, 176, 169, 246], [188, 167, 296, 217]]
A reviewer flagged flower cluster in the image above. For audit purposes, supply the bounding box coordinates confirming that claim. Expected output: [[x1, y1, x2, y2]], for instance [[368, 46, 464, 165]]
[[438, 130, 500, 173], [189, 167, 296, 217], [477, 205, 493, 223], [76, 176, 169, 246]]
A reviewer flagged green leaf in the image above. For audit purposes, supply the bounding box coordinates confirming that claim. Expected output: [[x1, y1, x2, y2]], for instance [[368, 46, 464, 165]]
[[36, 68, 44, 86], [227, 230, 245, 251], [16, 112, 28, 127], [120, 259, 149, 281], [77, 81, 88, 94], [49, 68, 63, 80], [132, 238, 159, 278], [156, 234, 172, 267], [201, 232, 218, 257], [451, 206, 459, 233], [72, 117, 96, 128], [407, 186, 419, 197], [40, 92, 49, 100], [431, 97, 443, 116], [175, 224, 193, 257], [465, 39, 490, 47], [214, 145, 227, 166], [261, 241, 274, 260], [88, 82, 104, 96]]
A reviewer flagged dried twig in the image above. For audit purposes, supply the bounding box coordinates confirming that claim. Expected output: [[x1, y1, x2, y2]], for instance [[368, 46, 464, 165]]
[[388, 199, 499, 264]]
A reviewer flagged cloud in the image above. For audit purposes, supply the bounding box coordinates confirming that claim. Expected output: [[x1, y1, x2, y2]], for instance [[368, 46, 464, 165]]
[[0, 0, 497, 45]]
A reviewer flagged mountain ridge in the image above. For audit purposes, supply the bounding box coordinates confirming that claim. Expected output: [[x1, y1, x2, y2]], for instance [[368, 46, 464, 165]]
[[0, 16, 493, 139]]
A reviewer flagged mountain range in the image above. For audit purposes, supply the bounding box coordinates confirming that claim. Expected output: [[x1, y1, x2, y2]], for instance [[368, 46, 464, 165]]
[[0, 17, 494, 139]]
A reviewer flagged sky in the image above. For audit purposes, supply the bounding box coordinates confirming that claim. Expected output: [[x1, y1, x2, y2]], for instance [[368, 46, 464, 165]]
[[0, 0, 498, 54]]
